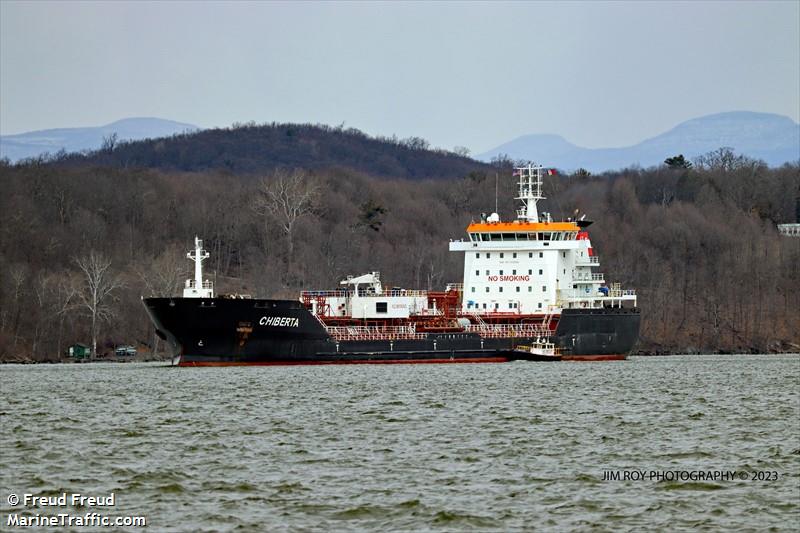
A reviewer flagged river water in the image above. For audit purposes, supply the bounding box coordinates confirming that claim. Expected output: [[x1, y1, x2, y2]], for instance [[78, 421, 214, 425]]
[[1, 355, 799, 531]]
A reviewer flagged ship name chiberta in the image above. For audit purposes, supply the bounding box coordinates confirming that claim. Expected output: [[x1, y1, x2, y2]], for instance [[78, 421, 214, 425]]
[[259, 316, 300, 328]]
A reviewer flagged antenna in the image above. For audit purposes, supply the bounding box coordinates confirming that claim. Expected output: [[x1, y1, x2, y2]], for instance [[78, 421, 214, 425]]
[[495, 172, 498, 214]]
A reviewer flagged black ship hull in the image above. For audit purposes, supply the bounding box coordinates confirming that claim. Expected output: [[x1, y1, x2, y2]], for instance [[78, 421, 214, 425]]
[[143, 297, 640, 365]]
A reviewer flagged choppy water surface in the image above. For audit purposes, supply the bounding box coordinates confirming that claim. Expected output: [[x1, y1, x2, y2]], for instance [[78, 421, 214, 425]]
[[2, 355, 799, 531]]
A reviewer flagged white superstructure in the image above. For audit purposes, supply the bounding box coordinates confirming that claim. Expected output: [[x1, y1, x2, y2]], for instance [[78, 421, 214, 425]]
[[449, 164, 636, 314], [303, 272, 431, 320]]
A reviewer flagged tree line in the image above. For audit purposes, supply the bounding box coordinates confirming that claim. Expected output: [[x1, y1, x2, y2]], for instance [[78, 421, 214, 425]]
[[0, 146, 797, 361]]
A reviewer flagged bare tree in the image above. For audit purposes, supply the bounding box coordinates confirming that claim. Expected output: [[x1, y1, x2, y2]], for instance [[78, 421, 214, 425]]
[[137, 246, 186, 297], [101, 132, 118, 153], [136, 246, 186, 355], [52, 274, 79, 358], [8, 264, 28, 354], [75, 251, 124, 358], [252, 169, 319, 276]]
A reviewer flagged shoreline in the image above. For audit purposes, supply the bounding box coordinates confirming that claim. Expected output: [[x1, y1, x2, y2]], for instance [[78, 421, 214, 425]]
[[2, 351, 799, 365]]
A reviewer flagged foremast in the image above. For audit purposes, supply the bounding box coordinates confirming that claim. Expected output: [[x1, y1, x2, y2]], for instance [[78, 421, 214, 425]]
[[183, 236, 214, 298]]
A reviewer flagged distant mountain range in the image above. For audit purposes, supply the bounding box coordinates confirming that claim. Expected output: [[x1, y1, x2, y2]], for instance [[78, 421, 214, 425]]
[[4, 111, 798, 172], [0, 117, 199, 162], [478, 112, 800, 172]]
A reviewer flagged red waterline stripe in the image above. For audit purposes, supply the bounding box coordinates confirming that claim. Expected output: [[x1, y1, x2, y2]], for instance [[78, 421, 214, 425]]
[[179, 357, 510, 367]]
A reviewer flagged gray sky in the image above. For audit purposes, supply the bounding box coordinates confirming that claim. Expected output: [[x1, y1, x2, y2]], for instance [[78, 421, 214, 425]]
[[1, 1, 798, 152]]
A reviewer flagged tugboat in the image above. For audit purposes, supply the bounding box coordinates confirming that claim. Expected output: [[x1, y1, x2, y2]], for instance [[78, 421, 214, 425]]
[[143, 164, 640, 366]]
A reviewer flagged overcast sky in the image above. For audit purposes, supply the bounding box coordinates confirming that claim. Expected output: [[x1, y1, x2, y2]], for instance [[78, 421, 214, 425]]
[[1, 1, 798, 152]]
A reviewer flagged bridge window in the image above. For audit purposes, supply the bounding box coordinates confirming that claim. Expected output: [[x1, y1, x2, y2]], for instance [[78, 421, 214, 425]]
[[516, 287, 520, 292], [476, 253, 480, 258], [499, 270, 503, 275], [513, 252, 517, 258], [512, 269, 516, 274], [376, 302, 387, 313], [471, 287, 475, 293], [499, 287, 503, 293], [487, 253, 491, 258], [483, 303, 487, 309], [528, 286, 532, 292], [542, 286, 547, 292], [538, 302, 543, 309], [476, 270, 479, 276], [539, 269, 543, 275], [500, 253, 504, 258], [529, 252, 533, 258], [528, 269, 532, 275], [485, 287, 490, 293], [485, 270, 490, 275]]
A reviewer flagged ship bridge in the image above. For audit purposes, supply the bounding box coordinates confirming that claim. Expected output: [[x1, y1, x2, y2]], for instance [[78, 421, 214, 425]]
[[463, 221, 581, 244]]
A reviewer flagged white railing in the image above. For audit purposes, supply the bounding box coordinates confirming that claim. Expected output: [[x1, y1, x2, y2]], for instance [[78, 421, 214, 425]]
[[558, 288, 636, 300], [301, 289, 428, 298], [185, 280, 213, 290], [576, 256, 600, 265], [609, 289, 637, 297], [572, 271, 605, 282], [463, 323, 551, 338], [325, 326, 427, 341]]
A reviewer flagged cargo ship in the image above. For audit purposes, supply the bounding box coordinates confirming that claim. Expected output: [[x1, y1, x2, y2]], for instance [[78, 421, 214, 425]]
[[143, 164, 640, 366]]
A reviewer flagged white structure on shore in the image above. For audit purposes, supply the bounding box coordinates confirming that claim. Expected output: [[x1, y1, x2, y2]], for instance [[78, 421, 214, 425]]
[[777, 224, 800, 237]]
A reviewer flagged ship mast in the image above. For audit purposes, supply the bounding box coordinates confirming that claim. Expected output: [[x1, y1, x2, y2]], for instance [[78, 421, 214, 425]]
[[183, 236, 214, 298], [514, 163, 546, 223]]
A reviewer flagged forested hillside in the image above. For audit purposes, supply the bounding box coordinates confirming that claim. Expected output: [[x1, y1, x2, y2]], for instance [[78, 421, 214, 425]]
[[43, 122, 488, 179], [0, 141, 798, 361]]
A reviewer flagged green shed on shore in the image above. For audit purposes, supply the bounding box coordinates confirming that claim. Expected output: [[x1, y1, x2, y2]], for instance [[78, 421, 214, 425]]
[[67, 343, 90, 359]]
